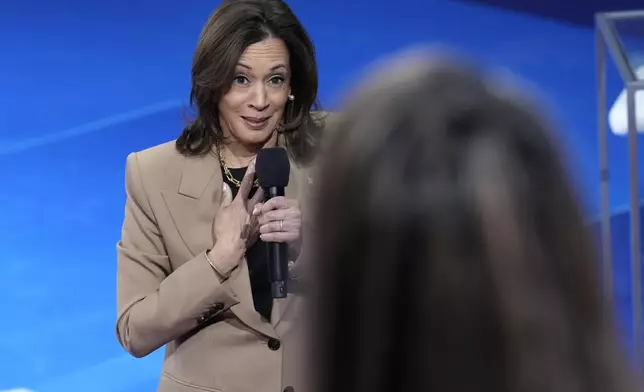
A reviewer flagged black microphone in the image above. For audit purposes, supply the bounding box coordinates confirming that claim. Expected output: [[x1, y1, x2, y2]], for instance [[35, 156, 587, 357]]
[[256, 147, 291, 299]]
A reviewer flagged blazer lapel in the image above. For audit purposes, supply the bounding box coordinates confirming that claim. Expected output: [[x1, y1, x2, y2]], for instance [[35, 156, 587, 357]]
[[160, 151, 221, 258]]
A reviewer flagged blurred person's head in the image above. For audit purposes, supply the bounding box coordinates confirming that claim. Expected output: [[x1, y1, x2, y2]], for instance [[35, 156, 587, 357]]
[[310, 52, 636, 392], [177, 0, 321, 163]]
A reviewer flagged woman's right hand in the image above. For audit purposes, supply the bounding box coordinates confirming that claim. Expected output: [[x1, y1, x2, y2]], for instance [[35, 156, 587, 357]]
[[208, 159, 264, 274]]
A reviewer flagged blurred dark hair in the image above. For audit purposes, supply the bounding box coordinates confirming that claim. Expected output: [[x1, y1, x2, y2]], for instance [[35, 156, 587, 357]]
[[176, 0, 322, 164], [311, 54, 637, 392]]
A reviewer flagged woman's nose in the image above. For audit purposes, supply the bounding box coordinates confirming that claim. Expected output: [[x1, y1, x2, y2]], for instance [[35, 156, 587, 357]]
[[248, 84, 269, 111]]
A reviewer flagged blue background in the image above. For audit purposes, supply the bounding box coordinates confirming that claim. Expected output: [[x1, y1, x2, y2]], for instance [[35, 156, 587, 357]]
[[1, 0, 642, 390]]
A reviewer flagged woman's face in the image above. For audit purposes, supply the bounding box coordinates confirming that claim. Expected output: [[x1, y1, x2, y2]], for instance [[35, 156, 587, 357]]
[[219, 37, 292, 147]]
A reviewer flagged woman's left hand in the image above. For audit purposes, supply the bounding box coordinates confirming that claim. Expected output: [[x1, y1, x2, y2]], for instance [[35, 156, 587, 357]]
[[254, 197, 302, 249]]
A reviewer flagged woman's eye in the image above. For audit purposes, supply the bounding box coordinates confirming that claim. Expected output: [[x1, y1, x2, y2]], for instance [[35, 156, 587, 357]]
[[234, 75, 250, 85], [269, 76, 285, 85]]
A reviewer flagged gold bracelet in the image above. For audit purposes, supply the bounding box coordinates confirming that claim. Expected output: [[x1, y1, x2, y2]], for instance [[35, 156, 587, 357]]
[[205, 250, 231, 279]]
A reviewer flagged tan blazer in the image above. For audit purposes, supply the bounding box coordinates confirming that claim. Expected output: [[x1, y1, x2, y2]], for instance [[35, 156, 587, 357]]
[[116, 136, 319, 392]]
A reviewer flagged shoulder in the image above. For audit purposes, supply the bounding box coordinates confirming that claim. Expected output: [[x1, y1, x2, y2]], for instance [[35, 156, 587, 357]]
[[308, 111, 343, 164], [290, 111, 342, 186], [312, 111, 342, 145], [294, 111, 341, 165], [125, 139, 187, 192], [312, 110, 340, 125], [311, 111, 342, 133]]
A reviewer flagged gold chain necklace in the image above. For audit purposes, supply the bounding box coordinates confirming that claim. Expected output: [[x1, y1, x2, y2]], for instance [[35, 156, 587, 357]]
[[216, 145, 259, 188]]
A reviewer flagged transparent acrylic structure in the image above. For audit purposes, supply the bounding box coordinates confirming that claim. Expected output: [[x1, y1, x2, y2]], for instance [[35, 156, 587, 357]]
[[596, 10, 644, 361]]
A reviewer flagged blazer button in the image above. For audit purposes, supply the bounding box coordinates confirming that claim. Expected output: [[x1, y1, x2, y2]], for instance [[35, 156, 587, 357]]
[[283, 387, 294, 392], [267, 338, 281, 351]]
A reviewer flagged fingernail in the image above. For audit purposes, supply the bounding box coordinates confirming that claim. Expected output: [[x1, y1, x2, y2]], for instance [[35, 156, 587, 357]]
[[253, 206, 260, 215]]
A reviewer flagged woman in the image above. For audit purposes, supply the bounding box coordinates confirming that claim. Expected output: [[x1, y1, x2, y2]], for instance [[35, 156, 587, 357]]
[[310, 53, 639, 392], [115, 1, 324, 391]]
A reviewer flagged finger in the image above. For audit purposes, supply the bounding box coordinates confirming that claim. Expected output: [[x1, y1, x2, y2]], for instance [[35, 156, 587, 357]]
[[261, 196, 294, 212], [257, 208, 301, 226], [240, 223, 251, 240], [259, 220, 300, 235], [236, 158, 257, 202], [248, 209, 259, 227], [260, 232, 299, 243], [249, 187, 264, 209], [252, 202, 263, 216], [220, 183, 233, 209]]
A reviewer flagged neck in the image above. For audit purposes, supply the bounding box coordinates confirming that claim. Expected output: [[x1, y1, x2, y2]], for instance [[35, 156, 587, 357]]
[[220, 133, 278, 168]]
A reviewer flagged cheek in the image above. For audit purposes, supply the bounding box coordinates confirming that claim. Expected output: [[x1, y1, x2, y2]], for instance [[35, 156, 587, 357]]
[[218, 90, 247, 118], [270, 92, 289, 113]]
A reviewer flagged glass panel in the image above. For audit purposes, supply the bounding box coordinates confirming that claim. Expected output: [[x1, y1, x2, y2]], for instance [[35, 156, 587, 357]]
[[609, 13, 644, 78]]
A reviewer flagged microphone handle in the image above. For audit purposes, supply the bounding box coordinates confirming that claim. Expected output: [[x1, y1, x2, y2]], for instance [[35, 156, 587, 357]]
[[265, 186, 289, 298]]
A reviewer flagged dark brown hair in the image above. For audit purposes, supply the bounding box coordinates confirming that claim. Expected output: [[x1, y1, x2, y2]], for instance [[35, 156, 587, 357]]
[[176, 0, 322, 164], [311, 55, 637, 392]]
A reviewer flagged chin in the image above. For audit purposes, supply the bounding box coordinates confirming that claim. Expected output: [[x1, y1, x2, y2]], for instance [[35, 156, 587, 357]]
[[238, 130, 276, 147]]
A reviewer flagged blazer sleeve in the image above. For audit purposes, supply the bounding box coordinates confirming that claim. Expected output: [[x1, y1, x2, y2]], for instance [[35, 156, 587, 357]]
[[115, 152, 238, 358]]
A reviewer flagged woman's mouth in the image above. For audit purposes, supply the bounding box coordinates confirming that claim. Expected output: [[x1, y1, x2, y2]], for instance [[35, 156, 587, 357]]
[[241, 116, 271, 130]]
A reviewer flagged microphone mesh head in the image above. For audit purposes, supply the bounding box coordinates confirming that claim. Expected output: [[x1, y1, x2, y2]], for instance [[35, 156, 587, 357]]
[[256, 148, 290, 188]]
